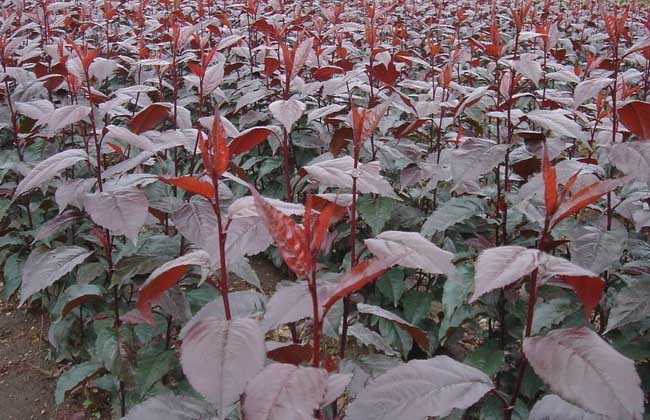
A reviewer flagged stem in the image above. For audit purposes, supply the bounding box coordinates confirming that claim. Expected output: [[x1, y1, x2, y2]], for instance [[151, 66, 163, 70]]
[[504, 227, 548, 419], [340, 171, 358, 358], [211, 179, 232, 320], [309, 266, 321, 367]]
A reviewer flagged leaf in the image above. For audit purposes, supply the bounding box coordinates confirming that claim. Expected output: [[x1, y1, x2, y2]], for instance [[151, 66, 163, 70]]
[[33, 209, 81, 243], [569, 225, 626, 274], [606, 280, 650, 332], [322, 255, 403, 313], [463, 340, 505, 377], [365, 231, 454, 276], [129, 104, 170, 134], [159, 176, 214, 199], [357, 196, 394, 235], [558, 275, 605, 318], [549, 176, 630, 227], [290, 37, 313, 80], [322, 373, 353, 407], [531, 297, 581, 335], [55, 361, 102, 405], [135, 347, 176, 398], [2, 254, 23, 300], [607, 141, 650, 181], [376, 268, 405, 307], [513, 56, 542, 87], [229, 126, 274, 155], [207, 111, 230, 177], [249, 187, 312, 277], [180, 291, 265, 338], [20, 246, 93, 306], [106, 125, 156, 152], [618, 100, 650, 140], [123, 394, 218, 420], [53, 284, 104, 319], [348, 322, 397, 356], [524, 327, 644, 419], [181, 317, 265, 416], [529, 394, 610, 420], [303, 155, 398, 199], [543, 144, 558, 216], [357, 303, 429, 351], [83, 188, 149, 243], [267, 342, 313, 365], [421, 196, 485, 237], [308, 104, 346, 123], [136, 251, 212, 322], [269, 98, 306, 133], [14, 149, 88, 196], [470, 246, 541, 303], [309, 200, 340, 253], [527, 109, 583, 139], [261, 282, 335, 332], [47, 105, 91, 132], [242, 363, 328, 420], [573, 78, 614, 109], [351, 103, 389, 154], [345, 356, 494, 420], [171, 199, 219, 261]]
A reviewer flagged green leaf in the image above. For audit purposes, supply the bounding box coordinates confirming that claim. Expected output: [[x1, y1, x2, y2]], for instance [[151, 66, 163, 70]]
[[135, 346, 176, 398], [606, 279, 650, 332], [464, 340, 505, 377], [52, 284, 104, 320], [2, 253, 24, 300], [376, 268, 405, 307], [421, 196, 485, 238], [358, 196, 394, 235], [531, 297, 580, 335], [439, 264, 474, 339], [402, 290, 433, 325], [55, 361, 102, 404]]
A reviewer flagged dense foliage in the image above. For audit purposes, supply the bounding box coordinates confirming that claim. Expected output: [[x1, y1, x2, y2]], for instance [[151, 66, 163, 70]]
[[1, 0, 650, 418]]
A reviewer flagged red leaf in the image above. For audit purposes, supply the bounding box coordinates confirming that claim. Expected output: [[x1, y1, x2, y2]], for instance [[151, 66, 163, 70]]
[[250, 187, 312, 277], [559, 275, 605, 318], [618, 101, 650, 140], [542, 144, 558, 217], [82, 49, 101, 71], [310, 202, 339, 254], [209, 112, 230, 177], [267, 343, 313, 365], [322, 255, 402, 313], [188, 62, 205, 78], [368, 61, 399, 86], [159, 176, 215, 199], [129, 104, 170, 134], [137, 264, 190, 322], [351, 103, 388, 156], [264, 56, 280, 77], [229, 127, 274, 156], [549, 176, 630, 227], [312, 66, 344, 81]]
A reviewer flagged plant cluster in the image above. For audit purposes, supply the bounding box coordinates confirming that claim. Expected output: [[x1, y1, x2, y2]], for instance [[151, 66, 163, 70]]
[[1, 0, 650, 418]]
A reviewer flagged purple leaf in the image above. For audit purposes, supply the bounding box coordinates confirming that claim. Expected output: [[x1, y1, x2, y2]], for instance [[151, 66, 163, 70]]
[[524, 327, 644, 419], [346, 356, 494, 420], [181, 317, 265, 417]]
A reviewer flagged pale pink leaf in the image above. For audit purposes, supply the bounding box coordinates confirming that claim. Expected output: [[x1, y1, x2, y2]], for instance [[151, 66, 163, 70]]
[[181, 317, 265, 417], [524, 327, 644, 419], [345, 356, 493, 420]]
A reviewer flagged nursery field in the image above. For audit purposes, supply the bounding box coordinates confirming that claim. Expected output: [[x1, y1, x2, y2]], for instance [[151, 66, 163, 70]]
[[1, 0, 650, 418]]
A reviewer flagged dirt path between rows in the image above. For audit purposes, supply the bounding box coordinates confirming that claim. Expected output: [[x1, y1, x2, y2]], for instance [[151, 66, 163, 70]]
[[0, 299, 64, 420]]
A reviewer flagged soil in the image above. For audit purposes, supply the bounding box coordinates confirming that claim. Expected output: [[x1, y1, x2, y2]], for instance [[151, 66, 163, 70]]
[[0, 300, 79, 420], [0, 256, 285, 420]]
